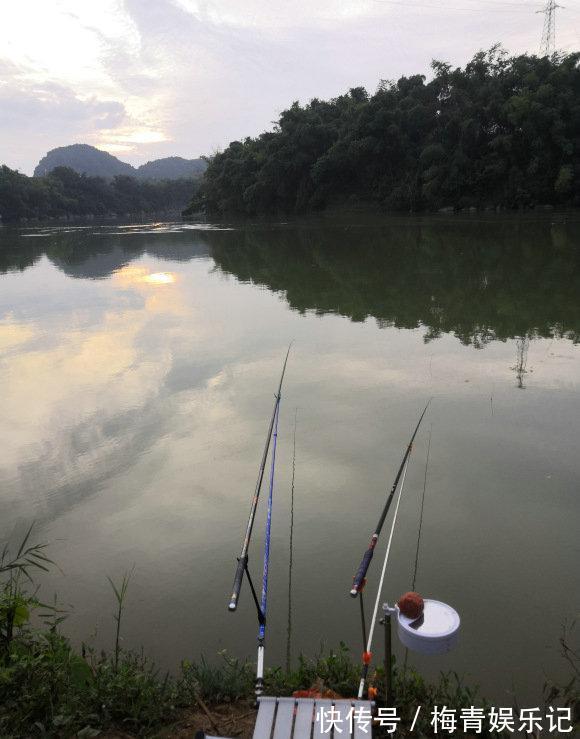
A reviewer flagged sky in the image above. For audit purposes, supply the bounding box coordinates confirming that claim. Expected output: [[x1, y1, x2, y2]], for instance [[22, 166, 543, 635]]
[[1, 0, 579, 175]]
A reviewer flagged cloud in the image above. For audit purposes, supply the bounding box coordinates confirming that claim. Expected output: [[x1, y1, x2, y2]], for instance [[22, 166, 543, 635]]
[[1, 0, 578, 173], [0, 65, 127, 172], [0, 80, 125, 131]]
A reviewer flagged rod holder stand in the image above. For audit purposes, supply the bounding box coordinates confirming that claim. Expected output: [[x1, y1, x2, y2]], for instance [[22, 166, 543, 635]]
[[382, 602, 398, 616], [381, 603, 397, 706]]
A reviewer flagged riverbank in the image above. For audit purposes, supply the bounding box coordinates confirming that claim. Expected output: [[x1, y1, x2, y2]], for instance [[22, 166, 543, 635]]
[[3, 208, 186, 224], [0, 534, 516, 738], [2, 628, 578, 737], [0, 626, 494, 738], [2, 568, 578, 738]]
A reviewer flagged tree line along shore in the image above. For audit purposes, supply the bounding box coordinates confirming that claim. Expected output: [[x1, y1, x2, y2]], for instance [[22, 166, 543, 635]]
[[0, 165, 200, 223], [186, 48, 580, 218], [3, 49, 579, 225]]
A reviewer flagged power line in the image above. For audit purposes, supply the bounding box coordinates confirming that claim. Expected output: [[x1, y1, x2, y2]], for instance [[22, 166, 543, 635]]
[[372, 0, 544, 12]]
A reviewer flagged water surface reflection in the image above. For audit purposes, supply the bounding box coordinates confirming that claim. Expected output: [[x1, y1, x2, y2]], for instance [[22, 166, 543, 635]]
[[0, 216, 578, 706]]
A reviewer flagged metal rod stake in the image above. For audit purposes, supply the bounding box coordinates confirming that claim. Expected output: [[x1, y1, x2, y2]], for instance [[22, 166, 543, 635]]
[[384, 613, 393, 705]]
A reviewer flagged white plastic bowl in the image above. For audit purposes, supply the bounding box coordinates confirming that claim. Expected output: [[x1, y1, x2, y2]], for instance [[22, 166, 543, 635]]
[[397, 598, 460, 655]]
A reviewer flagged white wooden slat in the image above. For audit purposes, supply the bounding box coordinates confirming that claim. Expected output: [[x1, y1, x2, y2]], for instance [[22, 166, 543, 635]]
[[253, 697, 277, 739], [272, 697, 296, 739], [352, 700, 374, 739], [333, 700, 355, 738], [293, 698, 315, 738], [313, 699, 333, 739]]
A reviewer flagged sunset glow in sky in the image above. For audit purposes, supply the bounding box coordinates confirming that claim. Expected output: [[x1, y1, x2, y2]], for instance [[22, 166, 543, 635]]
[[1, 0, 579, 174]]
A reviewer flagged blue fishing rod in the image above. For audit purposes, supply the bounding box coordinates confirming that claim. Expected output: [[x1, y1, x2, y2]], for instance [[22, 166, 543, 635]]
[[255, 399, 280, 698], [228, 346, 291, 613]]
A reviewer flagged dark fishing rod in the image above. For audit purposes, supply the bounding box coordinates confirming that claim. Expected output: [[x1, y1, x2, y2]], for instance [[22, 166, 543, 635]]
[[350, 400, 431, 598], [228, 345, 291, 612], [357, 454, 411, 698]]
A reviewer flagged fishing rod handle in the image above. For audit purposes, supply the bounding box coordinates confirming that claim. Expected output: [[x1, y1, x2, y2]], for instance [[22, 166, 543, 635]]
[[357, 665, 370, 700], [350, 537, 377, 597], [229, 555, 248, 611]]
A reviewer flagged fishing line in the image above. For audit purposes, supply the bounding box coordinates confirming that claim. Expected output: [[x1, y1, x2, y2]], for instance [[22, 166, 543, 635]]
[[412, 424, 432, 593], [372, 0, 543, 11], [358, 455, 411, 699], [403, 424, 432, 685], [285, 408, 297, 673]]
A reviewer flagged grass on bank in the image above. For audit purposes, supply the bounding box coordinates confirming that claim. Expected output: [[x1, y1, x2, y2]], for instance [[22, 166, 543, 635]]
[[1, 528, 578, 737]]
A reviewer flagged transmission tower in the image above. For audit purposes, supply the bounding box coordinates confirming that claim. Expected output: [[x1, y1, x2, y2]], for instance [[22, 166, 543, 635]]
[[537, 0, 563, 57]]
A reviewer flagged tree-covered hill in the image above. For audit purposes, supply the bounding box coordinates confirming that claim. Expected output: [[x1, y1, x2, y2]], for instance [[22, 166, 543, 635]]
[[136, 156, 207, 180], [34, 144, 207, 181], [34, 144, 135, 179], [186, 48, 580, 217], [0, 165, 199, 222]]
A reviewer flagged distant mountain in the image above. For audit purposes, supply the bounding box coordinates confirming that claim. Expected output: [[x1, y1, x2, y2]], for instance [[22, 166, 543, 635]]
[[34, 145, 134, 178], [34, 144, 207, 181], [136, 156, 207, 180]]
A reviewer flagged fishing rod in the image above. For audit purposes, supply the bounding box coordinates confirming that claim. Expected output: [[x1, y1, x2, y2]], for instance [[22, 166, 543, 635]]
[[358, 455, 410, 698], [255, 399, 280, 698], [228, 345, 291, 612], [349, 400, 431, 598]]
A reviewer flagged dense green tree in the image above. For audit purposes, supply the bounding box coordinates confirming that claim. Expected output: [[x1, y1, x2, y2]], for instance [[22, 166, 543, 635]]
[[187, 49, 580, 217], [0, 166, 199, 223]]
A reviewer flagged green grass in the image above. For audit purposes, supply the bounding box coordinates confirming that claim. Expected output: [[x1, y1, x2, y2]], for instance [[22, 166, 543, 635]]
[[181, 652, 255, 704], [0, 528, 577, 737], [1, 632, 181, 736]]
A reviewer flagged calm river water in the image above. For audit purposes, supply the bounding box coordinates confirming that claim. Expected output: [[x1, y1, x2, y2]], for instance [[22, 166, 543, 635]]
[[1, 215, 579, 706]]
